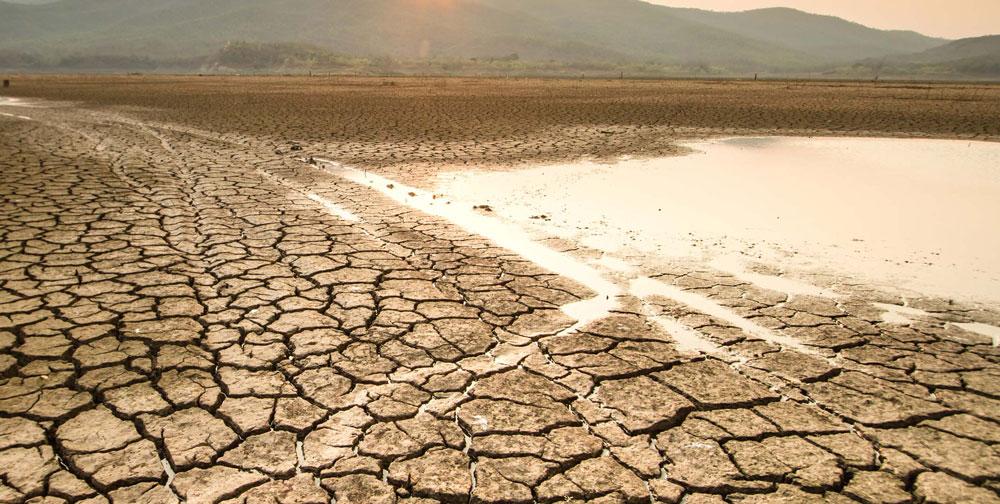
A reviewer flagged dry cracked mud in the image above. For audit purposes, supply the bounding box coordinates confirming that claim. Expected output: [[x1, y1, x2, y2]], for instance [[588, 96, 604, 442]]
[[1, 77, 999, 503]]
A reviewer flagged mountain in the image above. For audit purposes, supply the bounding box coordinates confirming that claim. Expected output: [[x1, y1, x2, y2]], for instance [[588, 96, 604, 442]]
[[866, 35, 1000, 77], [897, 35, 1000, 64], [0, 0, 956, 74], [670, 7, 944, 62]]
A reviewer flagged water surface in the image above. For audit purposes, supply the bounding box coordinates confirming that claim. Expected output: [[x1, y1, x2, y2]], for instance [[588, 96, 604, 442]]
[[436, 137, 1000, 303]]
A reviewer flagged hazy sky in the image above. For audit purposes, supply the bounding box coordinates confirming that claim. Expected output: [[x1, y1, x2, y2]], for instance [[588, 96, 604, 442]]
[[649, 0, 1000, 39]]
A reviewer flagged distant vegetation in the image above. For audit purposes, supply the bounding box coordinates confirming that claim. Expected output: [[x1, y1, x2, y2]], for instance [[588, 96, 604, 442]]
[[883, 36, 1000, 77], [213, 42, 366, 71], [0, 43, 761, 78], [0, 0, 996, 79]]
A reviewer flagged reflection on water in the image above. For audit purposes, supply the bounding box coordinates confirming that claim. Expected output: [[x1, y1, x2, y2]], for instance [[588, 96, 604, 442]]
[[0, 97, 45, 108], [436, 137, 1000, 303], [0, 97, 42, 120]]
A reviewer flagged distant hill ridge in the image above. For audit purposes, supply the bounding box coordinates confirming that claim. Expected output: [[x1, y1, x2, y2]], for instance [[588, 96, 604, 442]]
[[899, 35, 1000, 63], [858, 35, 1000, 77], [670, 7, 941, 62], [0, 0, 992, 77]]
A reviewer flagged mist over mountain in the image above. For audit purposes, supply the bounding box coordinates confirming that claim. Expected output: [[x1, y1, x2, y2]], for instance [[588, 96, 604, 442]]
[[858, 35, 1000, 78], [898, 36, 1000, 64], [669, 7, 943, 62], [0, 0, 992, 77]]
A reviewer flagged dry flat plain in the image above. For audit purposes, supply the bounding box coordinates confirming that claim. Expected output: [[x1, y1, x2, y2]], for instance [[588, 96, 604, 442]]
[[1, 75, 1000, 504]]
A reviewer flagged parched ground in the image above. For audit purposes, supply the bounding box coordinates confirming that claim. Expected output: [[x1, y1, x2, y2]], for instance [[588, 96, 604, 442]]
[[1, 76, 999, 504], [6, 75, 1000, 184]]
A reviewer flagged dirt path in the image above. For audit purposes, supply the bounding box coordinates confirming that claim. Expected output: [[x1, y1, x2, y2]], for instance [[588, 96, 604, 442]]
[[1, 93, 999, 503]]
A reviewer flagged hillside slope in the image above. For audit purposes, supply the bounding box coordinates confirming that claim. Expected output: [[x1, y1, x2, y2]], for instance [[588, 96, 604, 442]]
[[899, 35, 1000, 63], [671, 7, 945, 62], [0, 0, 956, 73], [872, 35, 1000, 76]]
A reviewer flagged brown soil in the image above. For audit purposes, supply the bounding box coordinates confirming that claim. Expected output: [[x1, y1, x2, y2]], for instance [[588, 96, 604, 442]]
[[6, 75, 1000, 179], [1, 75, 999, 503]]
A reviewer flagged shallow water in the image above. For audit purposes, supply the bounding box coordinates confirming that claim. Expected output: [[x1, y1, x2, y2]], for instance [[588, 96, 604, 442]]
[[437, 137, 1000, 304], [0, 96, 39, 108], [0, 97, 37, 120]]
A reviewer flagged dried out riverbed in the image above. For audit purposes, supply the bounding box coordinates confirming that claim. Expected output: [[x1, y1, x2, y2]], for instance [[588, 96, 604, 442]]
[[1, 77, 999, 503]]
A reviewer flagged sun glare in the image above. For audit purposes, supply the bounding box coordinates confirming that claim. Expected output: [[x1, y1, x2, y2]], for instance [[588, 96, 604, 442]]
[[406, 0, 458, 10]]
